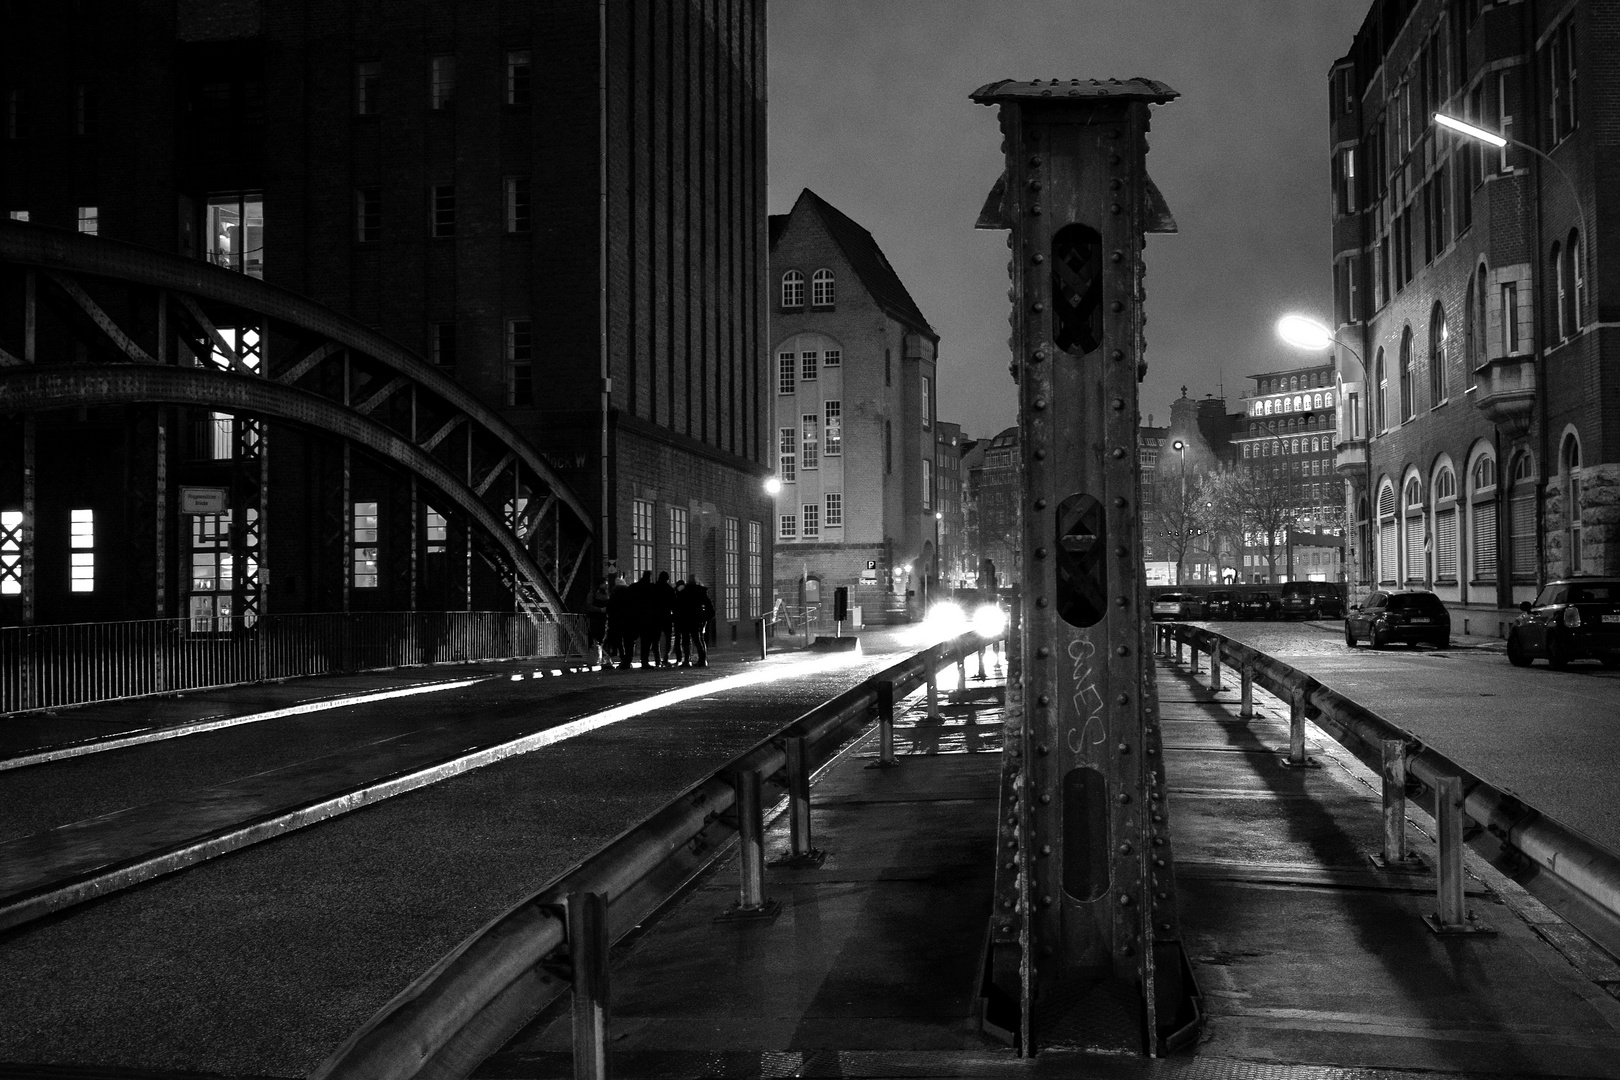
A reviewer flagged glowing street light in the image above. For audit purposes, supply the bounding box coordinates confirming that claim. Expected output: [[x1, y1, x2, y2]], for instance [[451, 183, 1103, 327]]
[[1276, 314, 1335, 352], [1433, 112, 1505, 147], [763, 476, 782, 495]]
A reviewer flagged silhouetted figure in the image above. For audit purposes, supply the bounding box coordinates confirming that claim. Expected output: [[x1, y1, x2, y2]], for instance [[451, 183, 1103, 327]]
[[653, 571, 678, 664], [629, 570, 656, 668], [671, 580, 689, 665], [676, 576, 715, 668], [605, 573, 634, 669], [640, 571, 674, 668], [587, 576, 611, 667]]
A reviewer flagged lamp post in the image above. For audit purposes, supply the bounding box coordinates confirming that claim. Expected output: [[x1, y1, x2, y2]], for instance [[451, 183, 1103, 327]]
[[1276, 314, 1370, 590], [1172, 439, 1187, 585]]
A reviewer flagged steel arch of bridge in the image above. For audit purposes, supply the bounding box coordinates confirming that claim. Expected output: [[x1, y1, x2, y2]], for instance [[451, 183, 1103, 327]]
[[0, 221, 593, 648]]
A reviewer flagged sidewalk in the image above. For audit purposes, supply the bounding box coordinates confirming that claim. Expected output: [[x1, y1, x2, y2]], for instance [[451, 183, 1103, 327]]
[[470, 654, 1620, 1077]]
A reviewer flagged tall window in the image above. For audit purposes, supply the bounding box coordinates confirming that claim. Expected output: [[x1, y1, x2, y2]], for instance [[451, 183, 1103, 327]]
[[430, 55, 455, 108], [631, 499, 654, 576], [1471, 454, 1497, 582], [723, 517, 739, 621], [1510, 453, 1537, 579], [747, 521, 762, 618], [825, 492, 843, 528], [777, 351, 795, 395], [800, 350, 818, 382], [356, 61, 382, 115], [779, 427, 796, 482], [431, 185, 455, 237], [1550, 19, 1577, 143], [1561, 230, 1583, 337], [668, 506, 689, 582], [424, 506, 447, 554], [801, 414, 820, 470], [1399, 326, 1414, 421], [1501, 282, 1520, 352], [779, 513, 797, 539], [811, 268, 835, 306], [1434, 466, 1458, 581], [920, 374, 933, 430], [781, 270, 804, 308], [1497, 71, 1514, 172], [507, 50, 532, 106], [1564, 435, 1583, 574], [69, 508, 95, 593], [1377, 481, 1397, 585], [1429, 304, 1448, 406], [206, 194, 264, 277], [432, 322, 456, 366], [802, 503, 820, 538], [356, 187, 381, 243], [505, 177, 531, 233], [507, 319, 532, 405], [0, 510, 21, 595], [1372, 348, 1386, 433], [1403, 478, 1425, 584], [824, 401, 842, 456], [77, 206, 98, 236], [922, 458, 933, 511], [353, 502, 379, 588], [189, 512, 233, 630]]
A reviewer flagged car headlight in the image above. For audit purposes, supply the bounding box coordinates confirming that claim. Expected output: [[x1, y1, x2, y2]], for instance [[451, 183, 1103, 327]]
[[972, 604, 1008, 637], [926, 601, 967, 630]]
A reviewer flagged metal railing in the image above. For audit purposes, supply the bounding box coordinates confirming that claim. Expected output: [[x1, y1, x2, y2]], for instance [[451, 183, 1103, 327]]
[[311, 628, 999, 1080], [1157, 622, 1620, 937], [0, 611, 590, 715]]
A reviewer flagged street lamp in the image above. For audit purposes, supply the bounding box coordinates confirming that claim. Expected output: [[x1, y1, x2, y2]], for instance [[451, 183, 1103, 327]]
[[1434, 113, 1587, 253], [763, 476, 782, 495], [1171, 439, 1187, 585]]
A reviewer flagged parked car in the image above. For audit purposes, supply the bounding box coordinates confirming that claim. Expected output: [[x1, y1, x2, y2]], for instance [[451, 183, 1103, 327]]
[[1203, 589, 1237, 620], [1233, 590, 1276, 620], [1151, 592, 1203, 621], [1344, 589, 1450, 648], [1505, 579, 1620, 669], [1278, 581, 1346, 620]]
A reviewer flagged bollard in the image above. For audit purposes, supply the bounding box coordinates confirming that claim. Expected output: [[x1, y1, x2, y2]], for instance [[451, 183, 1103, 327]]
[[1279, 687, 1320, 769], [1175, 636, 1184, 665], [757, 617, 768, 660], [1423, 774, 1494, 935], [1372, 738, 1420, 871], [866, 680, 899, 770], [773, 735, 825, 867], [1239, 667, 1254, 718], [1209, 643, 1223, 692], [718, 768, 780, 920], [926, 656, 943, 721], [567, 890, 610, 1080]]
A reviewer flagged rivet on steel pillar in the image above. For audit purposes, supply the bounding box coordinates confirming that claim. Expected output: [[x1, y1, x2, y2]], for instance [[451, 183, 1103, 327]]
[[1423, 774, 1495, 936], [1371, 737, 1422, 872], [1279, 686, 1320, 769], [717, 767, 781, 921], [567, 890, 610, 1080], [773, 735, 827, 868], [866, 679, 900, 770]]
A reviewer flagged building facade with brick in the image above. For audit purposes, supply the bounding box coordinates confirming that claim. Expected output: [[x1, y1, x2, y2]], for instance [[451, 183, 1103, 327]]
[[767, 189, 940, 623], [1330, 0, 1616, 632], [967, 426, 1020, 591], [0, 0, 771, 636]]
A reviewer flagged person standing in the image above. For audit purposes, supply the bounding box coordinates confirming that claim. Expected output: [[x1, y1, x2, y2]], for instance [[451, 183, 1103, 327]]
[[605, 573, 634, 670], [677, 575, 715, 668], [586, 575, 611, 668], [651, 571, 677, 666], [631, 570, 659, 669], [671, 580, 689, 666]]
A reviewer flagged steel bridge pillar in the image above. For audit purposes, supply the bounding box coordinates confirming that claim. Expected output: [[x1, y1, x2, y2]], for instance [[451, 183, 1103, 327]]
[[971, 77, 1199, 1057]]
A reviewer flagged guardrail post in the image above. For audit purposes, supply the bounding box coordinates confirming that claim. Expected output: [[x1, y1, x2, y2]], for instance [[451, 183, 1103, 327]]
[[867, 680, 899, 770], [1208, 642, 1223, 692], [718, 768, 780, 921], [566, 890, 610, 1080], [1424, 774, 1494, 936], [1190, 639, 1203, 674], [1279, 687, 1320, 769], [1174, 634, 1184, 665], [773, 735, 826, 868], [757, 617, 767, 660], [1371, 738, 1421, 872], [925, 654, 943, 722], [974, 642, 988, 681], [956, 644, 968, 691], [1239, 667, 1253, 718]]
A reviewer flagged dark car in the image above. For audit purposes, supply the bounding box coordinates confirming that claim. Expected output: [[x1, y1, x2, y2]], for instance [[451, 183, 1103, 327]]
[[1344, 589, 1450, 649], [1203, 589, 1236, 620], [1506, 579, 1620, 669], [1233, 590, 1275, 620], [1278, 581, 1346, 620], [1151, 591, 1204, 621]]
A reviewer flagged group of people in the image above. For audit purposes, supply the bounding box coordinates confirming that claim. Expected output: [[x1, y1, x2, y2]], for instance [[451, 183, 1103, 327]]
[[587, 570, 715, 670]]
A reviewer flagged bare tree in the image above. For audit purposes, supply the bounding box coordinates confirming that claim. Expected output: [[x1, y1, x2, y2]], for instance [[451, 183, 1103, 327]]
[[1201, 467, 1299, 583], [1148, 455, 1205, 584]]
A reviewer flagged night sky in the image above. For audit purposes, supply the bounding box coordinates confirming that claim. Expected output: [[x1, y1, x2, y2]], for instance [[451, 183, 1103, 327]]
[[768, 0, 1370, 441]]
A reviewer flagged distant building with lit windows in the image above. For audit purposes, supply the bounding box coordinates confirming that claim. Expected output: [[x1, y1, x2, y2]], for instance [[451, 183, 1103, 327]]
[[768, 189, 939, 623], [1234, 365, 1344, 583]]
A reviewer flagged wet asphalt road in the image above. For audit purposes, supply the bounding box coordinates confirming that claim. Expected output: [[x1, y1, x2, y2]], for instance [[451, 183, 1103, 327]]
[[1183, 619, 1620, 853], [0, 632, 954, 1075]]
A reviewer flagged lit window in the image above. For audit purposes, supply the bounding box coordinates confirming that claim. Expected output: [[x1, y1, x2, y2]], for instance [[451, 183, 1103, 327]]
[[777, 352, 796, 394], [356, 187, 381, 242], [802, 503, 820, 538], [823, 349, 841, 367], [432, 321, 456, 366], [353, 502, 379, 588], [508, 319, 533, 405], [779, 427, 796, 482], [356, 61, 382, 115], [0, 509, 23, 595], [77, 206, 98, 236], [505, 176, 531, 233], [430, 55, 455, 108], [779, 514, 797, 539], [781, 270, 804, 308], [723, 517, 739, 621], [8, 210, 26, 221], [922, 458, 933, 511], [920, 374, 932, 430], [206, 195, 265, 277], [425, 506, 447, 554], [825, 492, 843, 528], [431, 185, 455, 237], [801, 414, 819, 470], [631, 499, 654, 576], [824, 401, 842, 456], [801, 350, 818, 382], [811, 268, 834, 306], [669, 506, 689, 581], [507, 50, 532, 106], [747, 521, 762, 619], [69, 509, 95, 594]]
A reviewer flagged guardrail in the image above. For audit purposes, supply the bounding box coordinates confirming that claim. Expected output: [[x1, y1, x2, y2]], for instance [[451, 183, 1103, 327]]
[[1156, 622, 1620, 938], [310, 628, 998, 1080], [0, 611, 590, 715]]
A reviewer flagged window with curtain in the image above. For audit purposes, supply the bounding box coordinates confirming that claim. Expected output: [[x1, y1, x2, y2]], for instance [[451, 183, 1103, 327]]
[[1510, 453, 1537, 578], [1403, 477, 1425, 583], [1434, 466, 1458, 581], [1378, 482, 1398, 585], [1471, 455, 1497, 582]]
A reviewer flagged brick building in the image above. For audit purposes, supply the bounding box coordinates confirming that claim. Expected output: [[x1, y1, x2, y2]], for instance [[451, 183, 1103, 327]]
[[1330, 0, 1615, 631], [767, 189, 940, 622], [934, 420, 968, 588], [967, 425, 1020, 590], [0, 1, 771, 636], [1139, 390, 1243, 584]]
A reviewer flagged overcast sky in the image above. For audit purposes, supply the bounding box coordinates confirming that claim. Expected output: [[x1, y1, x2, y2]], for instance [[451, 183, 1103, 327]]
[[768, 0, 1369, 441]]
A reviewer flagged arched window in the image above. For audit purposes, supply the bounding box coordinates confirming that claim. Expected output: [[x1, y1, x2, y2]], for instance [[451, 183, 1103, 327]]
[[781, 270, 804, 309], [1464, 273, 1477, 368], [1564, 433, 1583, 574], [1358, 495, 1372, 584], [811, 268, 835, 307], [1403, 476, 1425, 584], [1377, 480, 1398, 585], [1567, 230, 1583, 335], [1470, 452, 1497, 583], [1429, 303, 1448, 406], [1509, 452, 1537, 580], [1433, 464, 1459, 582], [1324, 390, 1334, 407], [1552, 240, 1567, 340], [1313, 393, 1323, 409], [1399, 326, 1414, 421], [1374, 347, 1387, 432], [1265, 399, 1274, 415]]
